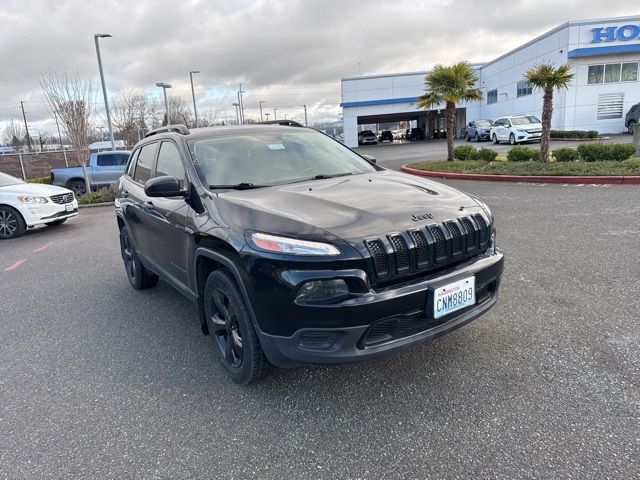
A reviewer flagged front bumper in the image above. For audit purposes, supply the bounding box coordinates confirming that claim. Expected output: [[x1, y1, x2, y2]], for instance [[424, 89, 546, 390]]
[[21, 200, 79, 227], [515, 131, 541, 142], [256, 249, 504, 368]]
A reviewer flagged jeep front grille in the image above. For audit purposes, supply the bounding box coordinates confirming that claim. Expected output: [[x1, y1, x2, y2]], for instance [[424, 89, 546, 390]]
[[363, 215, 492, 283]]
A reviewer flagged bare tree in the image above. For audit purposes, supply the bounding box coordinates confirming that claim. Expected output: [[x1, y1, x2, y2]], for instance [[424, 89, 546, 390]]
[[2, 120, 24, 149], [111, 88, 142, 146], [40, 69, 94, 193], [168, 96, 193, 127], [197, 108, 221, 127]]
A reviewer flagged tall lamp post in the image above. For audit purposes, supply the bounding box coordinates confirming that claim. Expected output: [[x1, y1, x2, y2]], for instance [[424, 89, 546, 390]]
[[189, 70, 200, 127], [94, 33, 116, 151], [156, 82, 172, 125], [232, 103, 240, 125], [273, 107, 278, 120], [264, 112, 270, 122], [258, 100, 265, 122]]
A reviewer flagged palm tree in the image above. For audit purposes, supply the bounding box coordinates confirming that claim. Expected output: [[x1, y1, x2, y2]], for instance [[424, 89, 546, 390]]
[[417, 62, 482, 161], [525, 63, 574, 163]]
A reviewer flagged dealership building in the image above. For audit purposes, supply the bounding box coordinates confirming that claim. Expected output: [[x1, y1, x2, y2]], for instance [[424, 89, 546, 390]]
[[341, 15, 640, 148]]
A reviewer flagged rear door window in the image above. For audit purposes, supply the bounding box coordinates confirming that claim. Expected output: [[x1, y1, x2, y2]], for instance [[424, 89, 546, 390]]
[[133, 143, 158, 184]]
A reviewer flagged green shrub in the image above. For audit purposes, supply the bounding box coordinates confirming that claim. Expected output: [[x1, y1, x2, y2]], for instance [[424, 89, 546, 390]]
[[453, 145, 477, 161], [476, 147, 499, 162], [577, 143, 636, 162], [77, 192, 102, 205], [553, 148, 580, 163], [608, 144, 637, 161], [550, 130, 600, 139], [28, 176, 52, 184], [507, 146, 539, 162]]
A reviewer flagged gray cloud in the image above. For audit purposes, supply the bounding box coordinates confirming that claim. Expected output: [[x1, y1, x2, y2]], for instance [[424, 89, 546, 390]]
[[0, 0, 637, 133]]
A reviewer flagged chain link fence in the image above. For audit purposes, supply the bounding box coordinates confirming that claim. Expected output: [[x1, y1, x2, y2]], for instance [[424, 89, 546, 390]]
[[0, 151, 82, 180]]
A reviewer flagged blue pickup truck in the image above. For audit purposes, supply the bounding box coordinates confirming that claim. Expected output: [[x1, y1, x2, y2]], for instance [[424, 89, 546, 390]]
[[50, 151, 130, 196]]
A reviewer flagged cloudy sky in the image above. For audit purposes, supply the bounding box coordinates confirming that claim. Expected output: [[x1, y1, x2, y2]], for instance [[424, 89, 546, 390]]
[[0, 0, 638, 135]]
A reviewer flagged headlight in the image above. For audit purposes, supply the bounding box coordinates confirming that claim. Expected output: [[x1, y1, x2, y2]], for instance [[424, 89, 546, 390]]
[[296, 279, 349, 303], [249, 232, 340, 256], [17, 195, 48, 204]]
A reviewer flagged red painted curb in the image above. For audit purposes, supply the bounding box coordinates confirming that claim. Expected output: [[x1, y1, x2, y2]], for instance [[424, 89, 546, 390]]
[[400, 165, 640, 185]]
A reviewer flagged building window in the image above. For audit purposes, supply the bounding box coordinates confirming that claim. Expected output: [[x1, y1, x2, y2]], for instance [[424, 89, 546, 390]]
[[487, 89, 498, 104], [516, 80, 533, 97], [604, 63, 621, 83], [588, 62, 639, 84], [622, 62, 639, 82]]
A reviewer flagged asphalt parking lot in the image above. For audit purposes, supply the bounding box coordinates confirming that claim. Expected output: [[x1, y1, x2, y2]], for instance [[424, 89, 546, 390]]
[[1, 176, 639, 478]]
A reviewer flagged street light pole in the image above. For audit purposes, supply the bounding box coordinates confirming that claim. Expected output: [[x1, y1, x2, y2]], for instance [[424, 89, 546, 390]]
[[259, 100, 265, 122], [264, 112, 270, 122], [94, 33, 116, 151], [273, 107, 278, 120], [156, 82, 172, 125], [189, 70, 200, 128], [232, 103, 240, 125]]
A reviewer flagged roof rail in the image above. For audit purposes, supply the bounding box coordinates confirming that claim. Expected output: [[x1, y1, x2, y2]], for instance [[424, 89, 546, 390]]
[[144, 124, 190, 138], [258, 120, 304, 127]]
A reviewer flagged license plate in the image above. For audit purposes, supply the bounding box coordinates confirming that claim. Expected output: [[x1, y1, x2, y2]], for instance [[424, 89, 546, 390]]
[[65, 204, 74, 212], [433, 276, 475, 319]]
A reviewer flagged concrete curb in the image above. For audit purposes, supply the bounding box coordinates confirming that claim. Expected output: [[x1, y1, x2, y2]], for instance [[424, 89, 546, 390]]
[[78, 202, 114, 209], [400, 165, 640, 185]]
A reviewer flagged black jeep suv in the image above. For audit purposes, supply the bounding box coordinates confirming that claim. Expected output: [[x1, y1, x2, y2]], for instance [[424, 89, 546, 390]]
[[116, 124, 504, 384]]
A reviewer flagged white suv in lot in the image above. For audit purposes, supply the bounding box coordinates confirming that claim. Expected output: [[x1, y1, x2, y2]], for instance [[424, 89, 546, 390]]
[[0, 172, 78, 239], [490, 115, 542, 145]]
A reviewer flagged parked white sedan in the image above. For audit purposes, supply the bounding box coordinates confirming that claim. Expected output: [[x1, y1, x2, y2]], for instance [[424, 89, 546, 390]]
[[0, 172, 78, 239]]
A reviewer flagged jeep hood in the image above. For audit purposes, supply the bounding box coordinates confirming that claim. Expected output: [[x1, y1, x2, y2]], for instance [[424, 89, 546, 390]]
[[215, 170, 485, 246]]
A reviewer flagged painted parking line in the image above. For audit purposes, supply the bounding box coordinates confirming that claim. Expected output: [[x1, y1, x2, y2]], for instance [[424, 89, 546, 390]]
[[4, 259, 28, 271], [33, 242, 55, 253]]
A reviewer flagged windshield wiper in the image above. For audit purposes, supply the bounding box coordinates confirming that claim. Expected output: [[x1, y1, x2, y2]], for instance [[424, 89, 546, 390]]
[[308, 172, 354, 180], [209, 183, 267, 190]]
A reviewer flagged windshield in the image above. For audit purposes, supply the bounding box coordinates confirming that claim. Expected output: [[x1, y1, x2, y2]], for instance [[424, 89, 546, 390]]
[[476, 120, 493, 127], [0, 172, 24, 187], [511, 116, 540, 125], [189, 129, 377, 188]]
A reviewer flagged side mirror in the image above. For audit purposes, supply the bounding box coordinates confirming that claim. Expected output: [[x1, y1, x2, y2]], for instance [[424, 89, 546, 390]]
[[144, 176, 186, 198], [468, 122, 473, 127], [361, 154, 377, 164]]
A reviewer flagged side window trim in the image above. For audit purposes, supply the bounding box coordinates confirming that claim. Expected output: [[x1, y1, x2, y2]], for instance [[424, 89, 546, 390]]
[[126, 149, 140, 178], [131, 141, 159, 186]]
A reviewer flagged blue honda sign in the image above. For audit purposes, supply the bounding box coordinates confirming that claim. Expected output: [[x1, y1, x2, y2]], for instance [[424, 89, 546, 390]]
[[592, 25, 640, 43]]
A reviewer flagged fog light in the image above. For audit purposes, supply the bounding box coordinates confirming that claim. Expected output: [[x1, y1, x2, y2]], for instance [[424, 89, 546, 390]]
[[295, 279, 349, 304], [298, 331, 339, 350]]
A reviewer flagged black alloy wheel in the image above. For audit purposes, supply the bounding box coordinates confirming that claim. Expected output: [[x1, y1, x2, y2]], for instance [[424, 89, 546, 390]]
[[0, 207, 26, 239], [204, 270, 268, 384], [69, 180, 87, 197], [119, 227, 159, 290]]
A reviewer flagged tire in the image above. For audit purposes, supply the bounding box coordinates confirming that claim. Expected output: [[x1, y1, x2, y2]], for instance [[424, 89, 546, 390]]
[[466, 134, 471, 142], [0, 206, 26, 239], [509, 133, 516, 145], [119, 226, 159, 290], [628, 120, 637, 134], [492, 134, 499, 144], [46, 218, 67, 227], [204, 269, 269, 385], [69, 180, 87, 197], [475, 133, 480, 142]]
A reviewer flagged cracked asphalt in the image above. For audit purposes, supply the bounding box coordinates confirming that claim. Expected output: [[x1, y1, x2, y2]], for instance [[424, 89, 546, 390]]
[[1, 172, 638, 479]]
